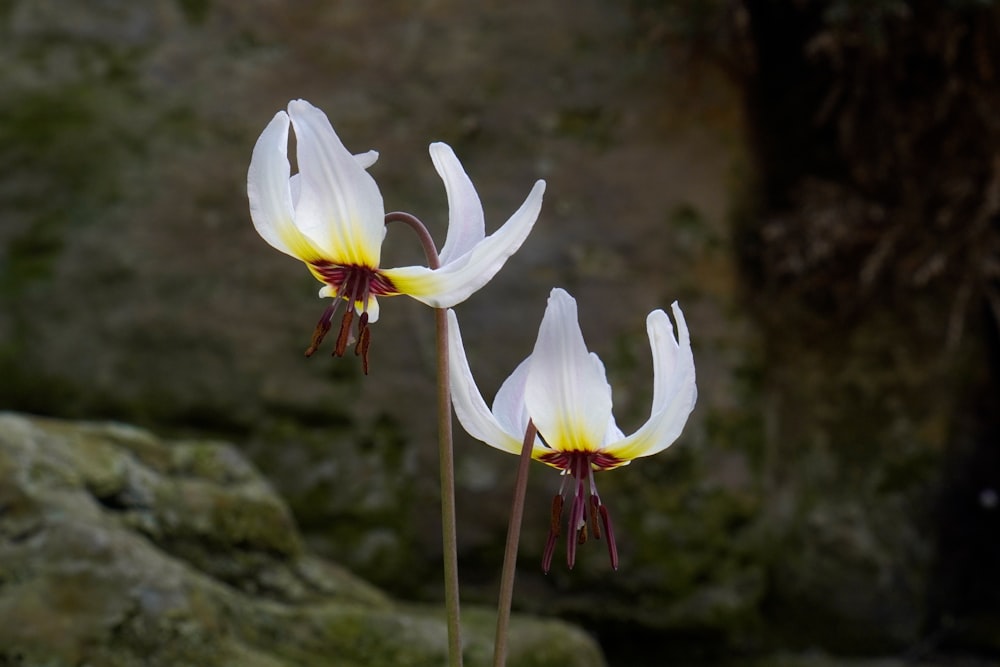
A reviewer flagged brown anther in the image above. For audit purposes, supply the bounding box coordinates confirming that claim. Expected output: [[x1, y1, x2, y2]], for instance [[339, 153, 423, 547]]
[[549, 494, 564, 534], [589, 495, 602, 541], [354, 312, 371, 375], [305, 304, 337, 357], [577, 522, 588, 545], [334, 309, 354, 357], [305, 320, 331, 357]]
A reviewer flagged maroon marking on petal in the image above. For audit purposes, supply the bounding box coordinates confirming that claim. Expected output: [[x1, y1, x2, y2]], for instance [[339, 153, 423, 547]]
[[310, 262, 399, 297], [370, 271, 398, 296], [591, 452, 626, 470], [538, 451, 570, 469], [310, 262, 348, 286]]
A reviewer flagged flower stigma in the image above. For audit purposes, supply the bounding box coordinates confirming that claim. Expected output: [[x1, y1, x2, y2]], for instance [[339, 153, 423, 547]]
[[538, 448, 623, 573]]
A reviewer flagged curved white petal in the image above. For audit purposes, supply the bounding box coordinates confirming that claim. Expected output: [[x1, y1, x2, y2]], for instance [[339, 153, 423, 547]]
[[431, 143, 485, 264], [380, 179, 545, 307], [287, 100, 385, 267], [248, 111, 324, 262], [524, 289, 613, 453], [587, 352, 627, 445], [602, 302, 697, 460], [289, 173, 302, 207], [447, 310, 524, 455], [603, 416, 626, 446], [490, 357, 527, 435], [354, 150, 379, 169]]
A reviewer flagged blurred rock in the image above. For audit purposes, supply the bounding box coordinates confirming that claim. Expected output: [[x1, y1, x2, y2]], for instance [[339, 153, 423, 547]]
[[0, 411, 605, 667]]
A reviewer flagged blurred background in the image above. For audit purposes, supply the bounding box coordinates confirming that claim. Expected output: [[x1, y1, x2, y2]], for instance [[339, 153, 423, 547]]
[[2, 0, 1000, 665]]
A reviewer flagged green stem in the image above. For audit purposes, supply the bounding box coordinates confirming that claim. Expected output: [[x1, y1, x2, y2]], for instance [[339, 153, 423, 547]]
[[385, 211, 463, 667], [493, 420, 537, 667]]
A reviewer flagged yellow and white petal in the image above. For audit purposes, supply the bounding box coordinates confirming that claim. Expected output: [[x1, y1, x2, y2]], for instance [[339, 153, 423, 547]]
[[430, 143, 485, 265], [602, 302, 696, 461], [380, 179, 545, 307], [524, 288, 613, 453], [447, 310, 524, 455], [247, 111, 325, 263], [287, 100, 385, 267]]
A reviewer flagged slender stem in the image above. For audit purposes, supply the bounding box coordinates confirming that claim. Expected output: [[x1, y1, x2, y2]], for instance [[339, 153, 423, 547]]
[[385, 211, 463, 667], [493, 420, 537, 667]]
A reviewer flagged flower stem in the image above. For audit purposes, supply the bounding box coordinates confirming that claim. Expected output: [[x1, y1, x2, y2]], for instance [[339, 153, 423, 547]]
[[493, 420, 537, 667], [385, 211, 463, 667]]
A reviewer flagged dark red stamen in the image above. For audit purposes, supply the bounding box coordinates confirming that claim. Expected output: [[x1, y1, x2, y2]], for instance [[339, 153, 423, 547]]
[[305, 262, 396, 373], [542, 494, 564, 574], [566, 457, 588, 569], [549, 494, 564, 533], [355, 312, 371, 374], [537, 449, 622, 572], [334, 308, 354, 357], [305, 301, 338, 357], [589, 495, 602, 540]]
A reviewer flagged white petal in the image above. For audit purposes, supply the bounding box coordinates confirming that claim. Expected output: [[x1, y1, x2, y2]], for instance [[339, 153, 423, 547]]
[[380, 180, 545, 307], [603, 415, 626, 445], [430, 143, 485, 265], [287, 100, 385, 267], [360, 294, 380, 323], [587, 352, 627, 445], [492, 357, 532, 438], [446, 310, 524, 455], [524, 289, 613, 453], [247, 111, 324, 262], [602, 302, 697, 460], [290, 173, 302, 207], [354, 150, 379, 169]]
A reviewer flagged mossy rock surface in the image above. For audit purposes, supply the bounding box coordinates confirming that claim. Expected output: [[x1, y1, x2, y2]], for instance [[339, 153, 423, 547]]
[[0, 412, 605, 667]]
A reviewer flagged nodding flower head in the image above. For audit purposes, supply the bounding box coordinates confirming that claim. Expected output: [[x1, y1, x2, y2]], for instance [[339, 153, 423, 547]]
[[448, 288, 696, 572], [248, 99, 545, 372]]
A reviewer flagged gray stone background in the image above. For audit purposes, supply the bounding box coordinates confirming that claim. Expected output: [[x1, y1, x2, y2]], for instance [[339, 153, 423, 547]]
[[2, 1, 1000, 665]]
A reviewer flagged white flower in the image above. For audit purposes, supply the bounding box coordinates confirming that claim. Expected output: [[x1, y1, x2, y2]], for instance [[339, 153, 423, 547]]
[[448, 288, 697, 571], [248, 99, 545, 368]]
